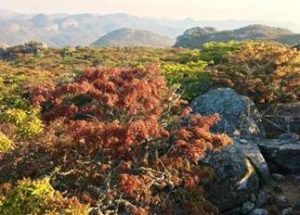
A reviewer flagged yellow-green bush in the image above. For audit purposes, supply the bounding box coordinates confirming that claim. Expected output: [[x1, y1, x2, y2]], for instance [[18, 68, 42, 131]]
[[0, 178, 90, 215], [199, 41, 245, 64], [0, 108, 43, 139], [0, 67, 29, 111], [162, 60, 212, 100], [0, 132, 13, 153]]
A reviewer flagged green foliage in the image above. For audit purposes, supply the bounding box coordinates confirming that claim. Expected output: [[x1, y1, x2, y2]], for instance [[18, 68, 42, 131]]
[[0, 178, 90, 215], [0, 132, 13, 153], [0, 60, 52, 141], [175, 49, 202, 64], [199, 41, 244, 64], [0, 108, 43, 139], [162, 60, 212, 100], [0, 69, 29, 111], [168, 41, 243, 65]]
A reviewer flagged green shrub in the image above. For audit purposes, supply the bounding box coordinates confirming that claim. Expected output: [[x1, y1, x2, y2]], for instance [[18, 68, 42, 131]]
[[0, 132, 13, 153], [0, 72, 29, 111], [162, 60, 212, 100], [175, 49, 202, 64], [0, 178, 90, 215], [199, 41, 244, 64], [0, 108, 43, 139]]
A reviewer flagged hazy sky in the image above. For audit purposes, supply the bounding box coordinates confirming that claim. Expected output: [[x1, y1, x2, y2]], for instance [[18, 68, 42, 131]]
[[0, 0, 299, 23]]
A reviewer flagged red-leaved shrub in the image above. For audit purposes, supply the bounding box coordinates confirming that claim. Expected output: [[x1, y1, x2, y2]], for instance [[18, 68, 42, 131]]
[[0, 66, 232, 214]]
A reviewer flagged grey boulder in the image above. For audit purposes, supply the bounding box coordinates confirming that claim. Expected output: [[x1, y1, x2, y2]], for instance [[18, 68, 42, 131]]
[[250, 208, 269, 215], [235, 139, 270, 182], [258, 133, 300, 174], [201, 144, 259, 212], [190, 88, 265, 139]]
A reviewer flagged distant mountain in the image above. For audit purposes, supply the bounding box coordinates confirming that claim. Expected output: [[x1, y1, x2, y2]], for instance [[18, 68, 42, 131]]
[[174, 25, 300, 48], [0, 10, 300, 47], [0, 11, 195, 47], [91, 28, 174, 47], [275, 34, 300, 47]]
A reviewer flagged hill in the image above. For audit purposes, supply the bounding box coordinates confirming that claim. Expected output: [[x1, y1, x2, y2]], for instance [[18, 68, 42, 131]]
[[174, 24, 300, 48], [91, 28, 175, 47], [1, 10, 300, 47], [0, 12, 197, 47]]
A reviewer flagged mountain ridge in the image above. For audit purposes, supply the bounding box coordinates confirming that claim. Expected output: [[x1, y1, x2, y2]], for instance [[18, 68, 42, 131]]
[[0, 10, 300, 47], [174, 24, 300, 48], [91, 28, 175, 47]]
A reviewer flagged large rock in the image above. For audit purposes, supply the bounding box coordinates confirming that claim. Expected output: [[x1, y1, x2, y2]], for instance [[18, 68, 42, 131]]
[[263, 102, 300, 137], [190, 88, 265, 139], [258, 133, 300, 174], [235, 139, 270, 182], [201, 144, 260, 212]]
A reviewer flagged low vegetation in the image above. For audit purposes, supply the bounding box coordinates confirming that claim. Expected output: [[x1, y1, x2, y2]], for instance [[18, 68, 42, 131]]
[[210, 42, 300, 106], [0, 66, 231, 214], [0, 178, 90, 215], [0, 40, 298, 214], [0, 132, 13, 153]]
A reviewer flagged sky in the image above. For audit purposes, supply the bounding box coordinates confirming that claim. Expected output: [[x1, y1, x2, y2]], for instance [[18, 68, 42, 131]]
[[0, 0, 299, 27]]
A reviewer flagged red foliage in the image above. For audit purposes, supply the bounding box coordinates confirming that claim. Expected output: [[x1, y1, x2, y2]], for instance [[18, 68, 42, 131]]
[[175, 114, 232, 162], [130, 207, 149, 215], [180, 107, 193, 118], [22, 66, 233, 214], [30, 66, 173, 156], [31, 66, 169, 122], [118, 174, 145, 196]]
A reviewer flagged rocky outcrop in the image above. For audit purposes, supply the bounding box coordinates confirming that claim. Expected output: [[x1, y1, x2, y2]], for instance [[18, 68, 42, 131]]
[[174, 24, 299, 48], [189, 87, 300, 213], [258, 133, 300, 174], [182, 26, 217, 36], [190, 88, 265, 139], [235, 139, 270, 182], [201, 144, 260, 212], [0, 41, 47, 60]]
